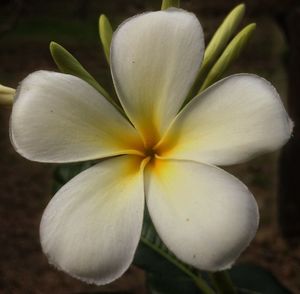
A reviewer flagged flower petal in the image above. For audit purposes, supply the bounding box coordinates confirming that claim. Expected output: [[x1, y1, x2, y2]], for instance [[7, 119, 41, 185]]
[[40, 155, 144, 285], [10, 71, 143, 163], [158, 74, 293, 165], [145, 159, 258, 271], [111, 9, 204, 145]]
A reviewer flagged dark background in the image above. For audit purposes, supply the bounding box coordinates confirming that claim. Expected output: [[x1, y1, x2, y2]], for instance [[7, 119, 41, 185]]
[[0, 0, 299, 293]]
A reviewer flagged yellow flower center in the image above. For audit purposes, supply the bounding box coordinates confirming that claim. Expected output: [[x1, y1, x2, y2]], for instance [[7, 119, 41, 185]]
[[144, 146, 157, 158]]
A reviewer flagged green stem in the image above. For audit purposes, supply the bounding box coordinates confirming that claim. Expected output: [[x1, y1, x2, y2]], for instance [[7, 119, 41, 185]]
[[209, 270, 236, 294], [192, 276, 216, 294], [141, 237, 215, 294]]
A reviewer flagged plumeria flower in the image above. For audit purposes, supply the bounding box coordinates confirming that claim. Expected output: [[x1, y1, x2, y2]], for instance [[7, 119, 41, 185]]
[[10, 8, 292, 285]]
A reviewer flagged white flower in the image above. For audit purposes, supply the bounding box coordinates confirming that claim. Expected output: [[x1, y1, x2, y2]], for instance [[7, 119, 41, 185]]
[[10, 9, 292, 285]]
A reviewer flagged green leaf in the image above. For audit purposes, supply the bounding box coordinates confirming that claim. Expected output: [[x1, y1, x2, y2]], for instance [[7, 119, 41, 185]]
[[185, 4, 245, 103], [50, 41, 111, 100], [200, 23, 256, 91], [134, 211, 214, 294], [201, 4, 245, 75], [161, 0, 180, 9], [229, 264, 291, 294], [99, 14, 113, 64], [136, 238, 200, 294], [50, 41, 126, 115]]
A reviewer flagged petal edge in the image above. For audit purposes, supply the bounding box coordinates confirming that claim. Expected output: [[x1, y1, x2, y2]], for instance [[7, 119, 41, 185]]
[[145, 159, 259, 271], [10, 71, 143, 163], [158, 74, 293, 165], [111, 9, 204, 144], [40, 156, 144, 285]]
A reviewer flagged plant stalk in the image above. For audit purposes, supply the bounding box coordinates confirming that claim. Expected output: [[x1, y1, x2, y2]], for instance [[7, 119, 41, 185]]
[[209, 270, 236, 294]]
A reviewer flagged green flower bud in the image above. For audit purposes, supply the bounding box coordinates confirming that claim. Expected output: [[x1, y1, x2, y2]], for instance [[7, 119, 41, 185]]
[[99, 14, 113, 64], [0, 84, 15, 105], [201, 4, 246, 77], [184, 3, 246, 104], [200, 23, 256, 91], [50, 41, 110, 101], [161, 0, 180, 10]]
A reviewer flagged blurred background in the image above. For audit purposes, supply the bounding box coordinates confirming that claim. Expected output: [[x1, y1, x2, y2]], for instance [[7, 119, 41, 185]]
[[0, 0, 299, 293]]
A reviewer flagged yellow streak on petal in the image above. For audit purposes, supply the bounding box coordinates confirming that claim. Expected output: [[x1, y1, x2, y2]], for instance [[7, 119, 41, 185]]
[[138, 119, 161, 150], [121, 155, 144, 177], [147, 156, 171, 181], [140, 156, 151, 171], [154, 131, 178, 158]]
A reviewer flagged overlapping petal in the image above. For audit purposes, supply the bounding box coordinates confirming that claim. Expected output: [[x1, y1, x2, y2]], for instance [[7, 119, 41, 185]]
[[158, 74, 293, 165], [10, 71, 143, 163], [145, 159, 259, 271], [111, 9, 204, 145], [40, 155, 144, 285]]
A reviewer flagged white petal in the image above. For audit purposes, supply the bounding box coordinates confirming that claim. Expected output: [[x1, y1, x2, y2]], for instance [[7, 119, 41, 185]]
[[145, 159, 258, 271], [111, 9, 204, 145], [158, 74, 293, 165], [10, 71, 143, 163], [40, 155, 144, 285]]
